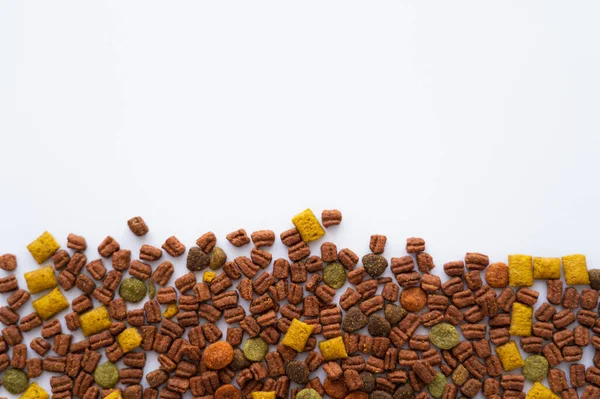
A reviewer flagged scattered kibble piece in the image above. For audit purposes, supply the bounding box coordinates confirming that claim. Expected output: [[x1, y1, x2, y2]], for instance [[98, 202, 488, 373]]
[[118, 278, 147, 303], [117, 327, 142, 353], [427, 372, 447, 398], [485, 262, 509, 287], [251, 392, 276, 399], [79, 306, 112, 336], [281, 318, 314, 352], [495, 341, 524, 371], [525, 382, 560, 399], [94, 362, 119, 388], [362, 254, 388, 277], [163, 303, 178, 318], [400, 287, 427, 312], [3, 368, 29, 394], [24, 265, 57, 294], [203, 271, 216, 282], [209, 247, 227, 270], [523, 355, 549, 382], [204, 341, 234, 369], [562, 254, 590, 285], [508, 254, 533, 287], [429, 323, 459, 349], [296, 388, 322, 399], [32, 287, 69, 320], [323, 261, 347, 289], [243, 337, 269, 362], [292, 208, 326, 242], [533, 257, 561, 280], [27, 231, 60, 264], [103, 390, 123, 399], [510, 302, 533, 336], [319, 336, 348, 361], [214, 384, 242, 399], [127, 216, 149, 236]]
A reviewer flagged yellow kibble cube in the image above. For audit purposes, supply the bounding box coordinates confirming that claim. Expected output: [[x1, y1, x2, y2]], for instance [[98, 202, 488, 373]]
[[24, 265, 58, 294], [20, 383, 49, 399], [508, 254, 533, 287], [103, 391, 122, 399], [496, 341, 524, 371], [525, 382, 560, 399], [252, 392, 275, 399], [510, 302, 533, 336], [27, 231, 60, 264], [292, 208, 325, 242], [533, 257, 561, 280], [281, 318, 314, 352], [319, 336, 348, 361], [79, 306, 112, 336], [203, 271, 216, 282], [32, 288, 69, 320], [117, 327, 142, 353], [562, 254, 590, 285], [163, 303, 178, 318]]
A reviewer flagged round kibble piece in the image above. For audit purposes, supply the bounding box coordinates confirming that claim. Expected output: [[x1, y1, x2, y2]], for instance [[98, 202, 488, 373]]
[[393, 384, 414, 399], [384, 303, 406, 325], [2, 368, 29, 394], [360, 372, 376, 393], [324, 377, 349, 399], [342, 307, 368, 332], [485, 262, 509, 288], [94, 362, 119, 388], [323, 262, 347, 289], [370, 391, 392, 399], [296, 389, 322, 399], [204, 341, 234, 369], [427, 373, 447, 398], [362, 254, 388, 277], [368, 314, 391, 337], [400, 287, 427, 312], [286, 360, 309, 384], [243, 337, 269, 362], [214, 384, 242, 399], [229, 348, 250, 370], [119, 278, 147, 303], [429, 323, 460, 350], [186, 247, 211, 271], [523, 355, 549, 382], [209, 247, 227, 270]]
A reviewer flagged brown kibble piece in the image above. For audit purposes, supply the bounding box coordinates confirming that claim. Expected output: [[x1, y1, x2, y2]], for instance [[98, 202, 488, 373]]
[[0, 254, 17, 271], [400, 287, 427, 312], [369, 235, 387, 254], [226, 229, 250, 247], [162, 236, 186, 257], [322, 210, 342, 228], [406, 238, 425, 253], [128, 216, 149, 236], [67, 233, 87, 251], [251, 230, 275, 247]]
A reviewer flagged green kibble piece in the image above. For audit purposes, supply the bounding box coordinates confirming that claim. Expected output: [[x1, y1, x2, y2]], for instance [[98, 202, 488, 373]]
[[296, 389, 322, 399], [209, 247, 227, 270], [119, 278, 147, 303], [323, 262, 346, 289], [2, 368, 29, 394], [94, 362, 119, 388], [427, 373, 447, 398], [243, 337, 269, 362], [147, 279, 156, 299], [523, 355, 549, 382], [429, 323, 460, 349]]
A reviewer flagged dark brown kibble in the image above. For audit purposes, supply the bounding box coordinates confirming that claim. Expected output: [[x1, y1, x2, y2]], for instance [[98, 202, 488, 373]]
[[67, 233, 87, 251], [322, 209, 342, 227], [547, 279, 563, 305], [128, 216, 149, 236]]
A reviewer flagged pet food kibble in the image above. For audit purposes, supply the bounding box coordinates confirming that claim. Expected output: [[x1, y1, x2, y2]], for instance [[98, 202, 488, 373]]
[[32, 287, 69, 320], [292, 208, 325, 242], [508, 254, 533, 287], [214, 384, 242, 399], [323, 262, 346, 289], [163, 304, 178, 319], [368, 314, 391, 337], [533, 257, 561, 280], [562, 254, 590, 285], [485, 262, 508, 287], [427, 373, 447, 399], [204, 341, 234, 369], [296, 388, 322, 399], [525, 382, 560, 399], [103, 390, 122, 399], [209, 247, 227, 270], [251, 392, 276, 399], [286, 361, 309, 384], [117, 328, 142, 353], [319, 336, 349, 361], [230, 348, 250, 370], [384, 304, 406, 325], [281, 319, 314, 352], [429, 323, 459, 350], [362, 254, 388, 277], [94, 362, 120, 388], [495, 341, 524, 371], [3, 368, 29, 394], [342, 307, 368, 332], [510, 302, 533, 336], [589, 269, 600, 289], [0, 253, 17, 271], [19, 382, 49, 399], [27, 231, 60, 264], [243, 337, 269, 362], [119, 278, 147, 303], [203, 271, 216, 282], [523, 355, 549, 382], [127, 216, 149, 236], [400, 287, 427, 312], [24, 266, 57, 294], [79, 306, 112, 336], [186, 247, 210, 271]]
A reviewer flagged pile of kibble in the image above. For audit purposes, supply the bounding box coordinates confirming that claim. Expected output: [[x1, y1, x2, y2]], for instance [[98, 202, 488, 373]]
[[0, 209, 599, 399]]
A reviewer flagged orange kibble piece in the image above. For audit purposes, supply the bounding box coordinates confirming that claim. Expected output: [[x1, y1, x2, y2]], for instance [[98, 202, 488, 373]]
[[486, 262, 509, 288], [204, 341, 234, 370], [214, 384, 242, 399], [400, 287, 427, 312]]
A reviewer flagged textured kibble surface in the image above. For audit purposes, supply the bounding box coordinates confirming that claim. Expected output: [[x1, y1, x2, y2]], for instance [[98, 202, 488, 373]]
[[3, 210, 600, 399]]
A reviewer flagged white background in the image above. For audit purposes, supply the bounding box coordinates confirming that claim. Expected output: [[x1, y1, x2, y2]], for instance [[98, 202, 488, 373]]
[[1, 1, 600, 398]]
